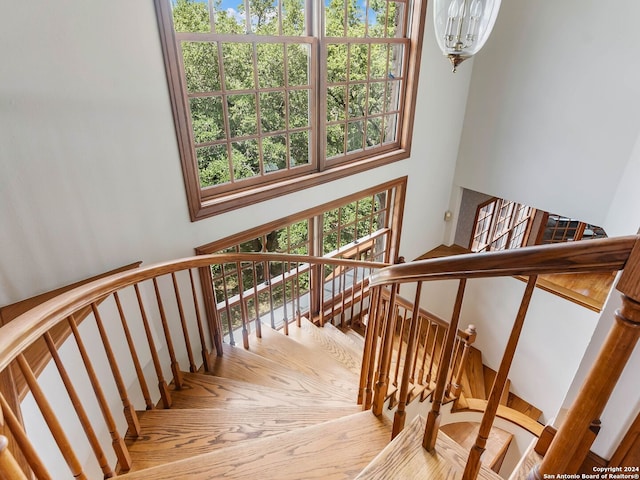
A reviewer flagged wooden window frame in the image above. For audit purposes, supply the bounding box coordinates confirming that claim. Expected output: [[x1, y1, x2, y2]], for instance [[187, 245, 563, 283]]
[[470, 198, 536, 253], [195, 177, 406, 333], [154, 0, 427, 221]]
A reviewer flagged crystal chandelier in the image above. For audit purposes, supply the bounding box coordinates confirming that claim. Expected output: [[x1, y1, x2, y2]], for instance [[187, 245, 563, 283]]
[[433, 0, 501, 72]]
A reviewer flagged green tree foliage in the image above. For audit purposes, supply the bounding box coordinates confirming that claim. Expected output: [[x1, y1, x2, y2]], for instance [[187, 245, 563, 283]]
[[172, 0, 402, 184]]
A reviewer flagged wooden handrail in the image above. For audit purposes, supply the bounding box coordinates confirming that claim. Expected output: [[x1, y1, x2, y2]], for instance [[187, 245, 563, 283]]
[[0, 253, 386, 374], [370, 236, 637, 285], [531, 238, 640, 478]]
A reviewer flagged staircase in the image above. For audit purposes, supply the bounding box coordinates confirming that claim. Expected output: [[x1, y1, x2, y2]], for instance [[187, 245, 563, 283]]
[[1, 237, 640, 479], [119, 321, 390, 478], [119, 319, 501, 480]]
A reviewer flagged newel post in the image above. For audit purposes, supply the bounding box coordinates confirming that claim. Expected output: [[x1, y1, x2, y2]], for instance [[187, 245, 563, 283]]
[[530, 240, 640, 479]]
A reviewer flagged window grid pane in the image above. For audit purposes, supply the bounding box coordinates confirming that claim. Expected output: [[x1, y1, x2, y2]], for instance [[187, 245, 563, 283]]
[[159, 0, 422, 215], [181, 38, 314, 190]]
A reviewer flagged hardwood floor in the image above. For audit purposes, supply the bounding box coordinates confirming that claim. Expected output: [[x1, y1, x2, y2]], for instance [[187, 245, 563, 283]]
[[355, 416, 502, 480], [113, 313, 543, 479]]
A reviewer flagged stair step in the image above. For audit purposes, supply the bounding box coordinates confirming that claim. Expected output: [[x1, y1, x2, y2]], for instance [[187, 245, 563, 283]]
[[483, 366, 511, 405], [125, 405, 361, 472], [355, 416, 502, 480], [119, 411, 392, 480], [461, 346, 486, 400], [459, 398, 544, 436], [168, 372, 356, 410], [506, 393, 542, 422], [250, 324, 360, 394], [440, 421, 513, 473], [209, 343, 354, 402], [285, 318, 363, 376], [326, 322, 365, 354]]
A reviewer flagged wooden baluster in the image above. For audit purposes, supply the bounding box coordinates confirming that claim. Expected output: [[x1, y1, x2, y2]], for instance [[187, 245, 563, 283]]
[[171, 273, 197, 372], [198, 265, 223, 357], [15, 354, 87, 479], [235, 262, 250, 349], [42, 332, 114, 477], [445, 337, 463, 397], [295, 262, 302, 328], [67, 316, 133, 472], [350, 261, 358, 326], [220, 264, 236, 345], [265, 261, 276, 329], [90, 303, 141, 438], [153, 278, 184, 389], [425, 320, 440, 386], [251, 262, 263, 338], [0, 435, 28, 480], [188, 270, 212, 372], [530, 257, 640, 478], [282, 266, 289, 336], [331, 264, 337, 326], [424, 278, 467, 451], [392, 307, 409, 388], [449, 325, 477, 398], [113, 291, 154, 410], [0, 392, 51, 480], [417, 317, 433, 386], [134, 284, 172, 409], [409, 314, 424, 384], [372, 284, 399, 416], [0, 366, 31, 478], [393, 282, 423, 438], [318, 263, 326, 326], [340, 265, 347, 328], [462, 275, 537, 480], [358, 286, 380, 406]]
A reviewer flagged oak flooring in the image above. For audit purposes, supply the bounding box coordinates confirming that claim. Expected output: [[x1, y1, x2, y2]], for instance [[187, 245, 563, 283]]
[[355, 416, 502, 480], [120, 412, 392, 480], [125, 405, 361, 472]]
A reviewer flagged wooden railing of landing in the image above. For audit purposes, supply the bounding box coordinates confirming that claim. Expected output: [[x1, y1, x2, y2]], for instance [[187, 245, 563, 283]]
[[0, 253, 386, 479], [363, 235, 640, 479]]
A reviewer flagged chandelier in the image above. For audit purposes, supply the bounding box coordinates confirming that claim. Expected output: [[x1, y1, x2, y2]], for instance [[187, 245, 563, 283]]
[[433, 0, 501, 72]]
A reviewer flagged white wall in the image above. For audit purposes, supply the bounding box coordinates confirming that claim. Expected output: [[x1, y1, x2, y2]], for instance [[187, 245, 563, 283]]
[[0, 0, 469, 309], [0, 1, 471, 476], [453, 0, 640, 225], [559, 128, 640, 459]]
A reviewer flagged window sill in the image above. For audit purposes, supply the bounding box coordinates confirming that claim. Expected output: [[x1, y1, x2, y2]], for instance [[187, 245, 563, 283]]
[[190, 148, 410, 221]]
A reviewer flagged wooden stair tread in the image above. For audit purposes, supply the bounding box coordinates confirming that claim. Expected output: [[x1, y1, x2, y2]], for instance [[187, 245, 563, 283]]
[[355, 416, 502, 480], [126, 405, 361, 472], [209, 343, 354, 402], [285, 318, 363, 376], [325, 322, 365, 354], [440, 421, 513, 472], [168, 372, 355, 409], [507, 393, 543, 422], [119, 411, 392, 480], [462, 346, 486, 400], [483, 366, 511, 405], [460, 398, 545, 436], [250, 324, 360, 393]]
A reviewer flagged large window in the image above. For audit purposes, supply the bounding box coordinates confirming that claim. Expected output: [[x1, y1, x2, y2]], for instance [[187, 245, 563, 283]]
[[470, 198, 535, 252], [195, 178, 405, 338], [154, 0, 426, 219]]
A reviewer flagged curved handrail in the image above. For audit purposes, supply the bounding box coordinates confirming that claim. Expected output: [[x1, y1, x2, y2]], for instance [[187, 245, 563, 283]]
[[459, 398, 545, 436], [369, 235, 638, 286], [0, 253, 387, 373]]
